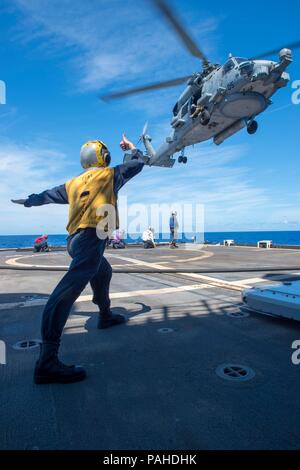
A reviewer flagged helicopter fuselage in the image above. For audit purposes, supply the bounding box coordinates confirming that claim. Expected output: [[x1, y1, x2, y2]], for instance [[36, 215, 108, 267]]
[[147, 50, 291, 167]]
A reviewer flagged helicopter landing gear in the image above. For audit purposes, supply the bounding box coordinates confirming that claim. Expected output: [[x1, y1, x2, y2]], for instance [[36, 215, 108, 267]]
[[247, 120, 258, 135], [200, 109, 210, 126], [178, 152, 187, 164]]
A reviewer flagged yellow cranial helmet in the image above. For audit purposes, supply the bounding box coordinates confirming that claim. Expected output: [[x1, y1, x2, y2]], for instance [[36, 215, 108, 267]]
[[80, 140, 111, 169]]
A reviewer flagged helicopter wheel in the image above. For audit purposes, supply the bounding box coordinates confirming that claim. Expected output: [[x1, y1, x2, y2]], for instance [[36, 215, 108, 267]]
[[200, 109, 210, 126], [178, 156, 183, 163], [182, 156, 187, 164], [247, 120, 258, 135]]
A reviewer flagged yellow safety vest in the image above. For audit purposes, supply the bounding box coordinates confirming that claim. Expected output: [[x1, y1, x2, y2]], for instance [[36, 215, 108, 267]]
[[65, 167, 118, 236]]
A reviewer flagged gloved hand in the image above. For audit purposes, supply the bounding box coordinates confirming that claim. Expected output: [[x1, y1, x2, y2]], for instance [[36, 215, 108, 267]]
[[11, 199, 28, 205], [120, 133, 136, 151]]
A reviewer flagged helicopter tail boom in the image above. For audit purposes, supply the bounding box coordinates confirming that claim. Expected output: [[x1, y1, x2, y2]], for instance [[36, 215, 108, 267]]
[[142, 134, 157, 161], [142, 128, 176, 168], [140, 122, 159, 163], [141, 122, 174, 167]]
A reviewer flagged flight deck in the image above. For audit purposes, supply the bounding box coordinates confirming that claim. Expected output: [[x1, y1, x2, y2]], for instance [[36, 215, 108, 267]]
[[1, 244, 300, 450]]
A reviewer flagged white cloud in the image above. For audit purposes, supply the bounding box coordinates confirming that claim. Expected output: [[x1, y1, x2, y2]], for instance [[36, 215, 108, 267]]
[[119, 142, 300, 231], [11, 0, 219, 93], [0, 140, 73, 234]]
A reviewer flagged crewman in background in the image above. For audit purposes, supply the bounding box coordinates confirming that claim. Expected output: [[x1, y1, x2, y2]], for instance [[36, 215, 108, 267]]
[[12, 134, 144, 384], [34, 234, 49, 252], [142, 227, 156, 249], [169, 211, 179, 248]]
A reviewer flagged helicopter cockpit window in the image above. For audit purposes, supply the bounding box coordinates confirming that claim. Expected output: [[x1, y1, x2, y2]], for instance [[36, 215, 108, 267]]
[[173, 103, 179, 116], [181, 101, 189, 117], [222, 59, 235, 75], [235, 57, 248, 64]]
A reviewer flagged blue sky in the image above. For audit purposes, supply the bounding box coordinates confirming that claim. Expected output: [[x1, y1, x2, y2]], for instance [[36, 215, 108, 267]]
[[0, 0, 299, 235]]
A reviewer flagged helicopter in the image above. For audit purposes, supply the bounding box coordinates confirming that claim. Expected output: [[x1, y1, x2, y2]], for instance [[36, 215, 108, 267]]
[[101, 0, 300, 168]]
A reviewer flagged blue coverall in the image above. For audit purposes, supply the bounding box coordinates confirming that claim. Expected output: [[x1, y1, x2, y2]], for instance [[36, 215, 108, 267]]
[[24, 152, 144, 344]]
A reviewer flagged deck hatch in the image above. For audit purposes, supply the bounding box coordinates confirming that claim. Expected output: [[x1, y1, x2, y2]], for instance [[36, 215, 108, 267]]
[[227, 310, 249, 318], [157, 328, 174, 334], [13, 339, 42, 350], [216, 364, 255, 382]]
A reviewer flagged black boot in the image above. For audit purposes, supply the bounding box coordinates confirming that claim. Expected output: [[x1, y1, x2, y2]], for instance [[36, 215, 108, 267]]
[[97, 309, 126, 329], [34, 342, 86, 384]]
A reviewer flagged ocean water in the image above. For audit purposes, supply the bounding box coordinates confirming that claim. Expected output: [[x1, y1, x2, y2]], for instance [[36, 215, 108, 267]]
[[1, 231, 300, 249], [203, 231, 300, 246]]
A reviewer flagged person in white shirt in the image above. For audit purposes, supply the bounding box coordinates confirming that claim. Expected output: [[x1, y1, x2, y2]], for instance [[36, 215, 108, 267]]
[[142, 227, 155, 249]]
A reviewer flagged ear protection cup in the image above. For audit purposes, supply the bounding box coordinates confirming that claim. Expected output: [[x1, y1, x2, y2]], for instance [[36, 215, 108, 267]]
[[99, 141, 111, 167], [103, 152, 111, 166]]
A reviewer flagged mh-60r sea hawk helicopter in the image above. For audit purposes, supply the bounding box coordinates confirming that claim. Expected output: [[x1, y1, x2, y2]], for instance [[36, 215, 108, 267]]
[[102, 0, 300, 168]]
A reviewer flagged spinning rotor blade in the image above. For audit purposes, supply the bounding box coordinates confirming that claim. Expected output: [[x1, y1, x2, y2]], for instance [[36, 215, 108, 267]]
[[135, 121, 149, 146], [252, 40, 300, 59], [142, 121, 149, 136], [100, 75, 191, 101], [151, 0, 209, 64]]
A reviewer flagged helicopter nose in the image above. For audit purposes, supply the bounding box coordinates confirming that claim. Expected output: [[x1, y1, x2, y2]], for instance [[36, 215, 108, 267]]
[[280, 48, 292, 60]]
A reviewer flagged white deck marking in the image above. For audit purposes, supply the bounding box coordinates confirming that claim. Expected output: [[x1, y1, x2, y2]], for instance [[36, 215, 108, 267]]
[[107, 253, 174, 270], [107, 254, 247, 291], [64, 326, 87, 335], [64, 315, 89, 334], [5, 256, 142, 270], [4, 251, 291, 306], [4, 253, 268, 293], [78, 283, 213, 302], [0, 283, 213, 311], [233, 277, 266, 286], [5, 256, 68, 269], [176, 272, 245, 291], [152, 261, 170, 264], [139, 251, 214, 262], [64, 300, 220, 332], [107, 251, 214, 266], [173, 251, 214, 263]]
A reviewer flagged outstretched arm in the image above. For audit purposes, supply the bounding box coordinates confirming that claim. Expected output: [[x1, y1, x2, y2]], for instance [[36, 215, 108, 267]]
[[12, 184, 68, 207], [114, 133, 145, 193]]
